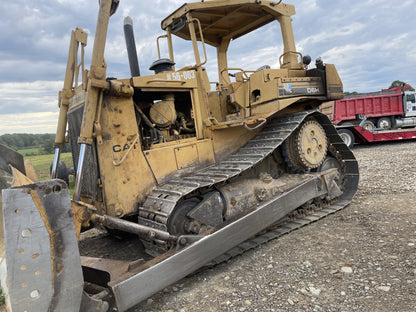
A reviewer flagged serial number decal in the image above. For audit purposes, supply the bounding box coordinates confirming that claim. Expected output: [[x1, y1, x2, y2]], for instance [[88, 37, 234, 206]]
[[279, 84, 323, 96], [166, 71, 196, 81]]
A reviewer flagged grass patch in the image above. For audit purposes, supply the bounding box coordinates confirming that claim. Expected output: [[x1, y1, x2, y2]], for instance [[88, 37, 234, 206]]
[[18, 147, 43, 156], [0, 287, 4, 305], [25, 153, 73, 181]]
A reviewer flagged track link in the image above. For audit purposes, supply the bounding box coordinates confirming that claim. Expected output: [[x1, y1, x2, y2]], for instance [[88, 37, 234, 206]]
[[208, 203, 346, 265], [138, 110, 359, 257]]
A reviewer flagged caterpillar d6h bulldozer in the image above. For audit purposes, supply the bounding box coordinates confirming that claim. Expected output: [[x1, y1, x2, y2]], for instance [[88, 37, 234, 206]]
[[0, 0, 359, 311]]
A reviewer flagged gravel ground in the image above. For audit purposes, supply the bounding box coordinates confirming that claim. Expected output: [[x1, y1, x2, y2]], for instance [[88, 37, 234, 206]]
[[3, 140, 414, 312], [129, 141, 416, 312]]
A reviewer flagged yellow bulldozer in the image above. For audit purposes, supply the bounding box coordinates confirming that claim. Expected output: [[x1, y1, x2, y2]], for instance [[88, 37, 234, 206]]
[[0, 0, 358, 311]]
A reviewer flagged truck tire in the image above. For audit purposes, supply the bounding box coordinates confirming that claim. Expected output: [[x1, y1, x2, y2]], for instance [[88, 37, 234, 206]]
[[338, 129, 355, 149], [361, 120, 375, 130], [377, 117, 392, 129]]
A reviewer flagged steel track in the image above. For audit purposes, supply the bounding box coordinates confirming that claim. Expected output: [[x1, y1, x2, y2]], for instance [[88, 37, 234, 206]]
[[208, 203, 347, 265], [138, 110, 359, 257]]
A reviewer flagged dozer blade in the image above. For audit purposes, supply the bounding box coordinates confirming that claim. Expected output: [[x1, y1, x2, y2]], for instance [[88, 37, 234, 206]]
[[0, 179, 84, 312], [109, 171, 337, 311], [0, 144, 25, 175]]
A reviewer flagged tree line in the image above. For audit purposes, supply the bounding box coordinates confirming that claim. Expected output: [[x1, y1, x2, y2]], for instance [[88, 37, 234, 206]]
[[0, 133, 71, 155], [345, 80, 414, 96]]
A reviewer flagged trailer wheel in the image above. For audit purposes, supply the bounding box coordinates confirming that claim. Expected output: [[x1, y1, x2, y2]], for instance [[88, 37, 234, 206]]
[[377, 117, 392, 129], [361, 120, 375, 131], [338, 129, 355, 149]]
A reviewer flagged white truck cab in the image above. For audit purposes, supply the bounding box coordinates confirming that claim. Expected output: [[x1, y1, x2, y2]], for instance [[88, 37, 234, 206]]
[[405, 91, 416, 116]]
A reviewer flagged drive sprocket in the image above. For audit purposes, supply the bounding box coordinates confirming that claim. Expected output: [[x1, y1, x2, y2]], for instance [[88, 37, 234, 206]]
[[285, 119, 327, 170]]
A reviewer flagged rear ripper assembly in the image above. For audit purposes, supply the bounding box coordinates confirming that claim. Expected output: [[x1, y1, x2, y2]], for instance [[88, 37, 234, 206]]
[[0, 0, 358, 311]]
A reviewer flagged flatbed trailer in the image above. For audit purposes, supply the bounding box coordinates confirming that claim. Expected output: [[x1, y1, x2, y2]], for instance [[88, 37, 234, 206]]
[[337, 124, 416, 148]]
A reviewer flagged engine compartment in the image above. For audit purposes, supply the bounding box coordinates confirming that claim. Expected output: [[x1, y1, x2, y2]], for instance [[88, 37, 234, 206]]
[[133, 90, 196, 149]]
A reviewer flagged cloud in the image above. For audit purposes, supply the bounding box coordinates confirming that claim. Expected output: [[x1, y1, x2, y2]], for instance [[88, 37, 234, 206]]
[[289, 0, 416, 92], [0, 112, 58, 135], [297, 22, 366, 48], [0, 0, 415, 134], [0, 56, 66, 83], [0, 81, 61, 114]]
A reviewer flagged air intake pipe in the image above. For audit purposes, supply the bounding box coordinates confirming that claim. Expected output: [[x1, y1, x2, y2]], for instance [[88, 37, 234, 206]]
[[123, 16, 140, 77]]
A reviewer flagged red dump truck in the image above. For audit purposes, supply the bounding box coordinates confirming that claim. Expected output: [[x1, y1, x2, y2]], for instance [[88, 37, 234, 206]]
[[320, 86, 416, 148]]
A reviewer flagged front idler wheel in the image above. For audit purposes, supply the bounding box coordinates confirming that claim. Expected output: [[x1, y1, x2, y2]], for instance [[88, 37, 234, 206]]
[[167, 198, 201, 235], [316, 156, 345, 201]]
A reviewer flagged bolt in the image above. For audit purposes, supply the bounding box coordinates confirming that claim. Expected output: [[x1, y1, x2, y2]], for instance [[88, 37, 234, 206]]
[[261, 173, 273, 183]]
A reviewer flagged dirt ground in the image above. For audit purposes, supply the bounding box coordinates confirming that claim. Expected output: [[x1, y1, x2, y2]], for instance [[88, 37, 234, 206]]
[[128, 141, 416, 312]]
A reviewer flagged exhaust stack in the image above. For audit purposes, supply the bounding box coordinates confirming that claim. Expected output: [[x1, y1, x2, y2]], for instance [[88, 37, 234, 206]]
[[123, 16, 140, 77]]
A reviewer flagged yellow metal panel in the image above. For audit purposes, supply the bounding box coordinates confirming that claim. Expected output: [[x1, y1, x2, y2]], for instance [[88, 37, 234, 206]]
[[144, 147, 178, 185], [190, 81, 206, 139], [132, 70, 198, 89], [145, 139, 215, 184], [162, 1, 295, 47], [228, 81, 249, 111], [175, 144, 198, 169], [96, 96, 156, 217], [250, 97, 324, 116], [277, 77, 324, 98], [249, 70, 278, 105], [196, 139, 215, 166], [325, 64, 343, 100], [207, 91, 226, 122], [250, 100, 281, 116]]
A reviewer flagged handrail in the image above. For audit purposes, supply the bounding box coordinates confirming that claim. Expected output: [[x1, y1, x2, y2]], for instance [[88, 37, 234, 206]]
[[189, 17, 207, 67], [220, 68, 255, 82], [279, 51, 303, 68], [156, 35, 168, 60]]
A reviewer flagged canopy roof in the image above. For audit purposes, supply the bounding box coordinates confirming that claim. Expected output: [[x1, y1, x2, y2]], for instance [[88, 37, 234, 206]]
[[161, 0, 295, 47]]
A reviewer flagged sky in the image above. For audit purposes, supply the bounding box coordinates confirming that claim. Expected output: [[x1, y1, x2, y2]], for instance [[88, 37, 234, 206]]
[[0, 0, 415, 134]]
